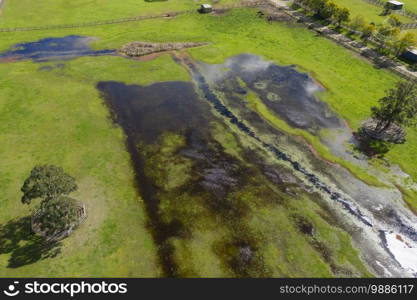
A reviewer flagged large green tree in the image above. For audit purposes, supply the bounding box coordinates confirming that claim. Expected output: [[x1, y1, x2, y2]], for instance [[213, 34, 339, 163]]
[[34, 196, 82, 239], [21, 165, 77, 205], [360, 23, 376, 42], [375, 24, 400, 51], [390, 32, 417, 57], [21, 165, 84, 240], [331, 6, 350, 27], [371, 81, 417, 133]]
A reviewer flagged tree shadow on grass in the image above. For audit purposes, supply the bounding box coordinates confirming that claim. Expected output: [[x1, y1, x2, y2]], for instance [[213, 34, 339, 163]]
[[0, 216, 61, 268], [353, 131, 393, 158]]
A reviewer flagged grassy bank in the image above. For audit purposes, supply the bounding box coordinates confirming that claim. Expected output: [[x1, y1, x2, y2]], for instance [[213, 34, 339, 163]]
[[0, 0, 241, 27]]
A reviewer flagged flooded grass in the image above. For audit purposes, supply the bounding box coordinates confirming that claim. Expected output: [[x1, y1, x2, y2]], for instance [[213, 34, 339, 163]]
[[96, 54, 373, 277], [196, 54, 386, 188], [177, 53, 417, 277], [0, 35, 115, 62], [200, 54, 344, 133]]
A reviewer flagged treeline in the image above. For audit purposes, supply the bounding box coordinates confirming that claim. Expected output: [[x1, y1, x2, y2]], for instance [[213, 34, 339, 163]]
[[294, 0, 417, 59], [350, 14, 417, 57], [296, 0, 350, 26]]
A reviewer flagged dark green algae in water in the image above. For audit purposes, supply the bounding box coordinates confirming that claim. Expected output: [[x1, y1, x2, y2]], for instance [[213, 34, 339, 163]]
[[96, 56, 371, 277], [97, 80, 280, 276], [196, 54, 346, 134]]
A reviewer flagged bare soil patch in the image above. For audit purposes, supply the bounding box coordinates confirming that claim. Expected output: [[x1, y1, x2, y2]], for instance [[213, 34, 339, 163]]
[[119, 42, 209, 57]]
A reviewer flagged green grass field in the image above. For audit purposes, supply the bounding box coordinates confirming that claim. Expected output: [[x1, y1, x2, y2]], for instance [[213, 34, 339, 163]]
[[332, 0, 413, 24], [0, 1, 416, 277], [0, 55, 190, 276], [0, 0, 239, 27]]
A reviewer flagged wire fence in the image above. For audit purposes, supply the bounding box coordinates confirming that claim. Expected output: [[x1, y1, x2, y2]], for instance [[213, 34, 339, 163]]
[[400, 22, 417, 29], [363, 0, 417, 31], [0, 12, 187, 32], [293, 0, 417, 30], [0, 0, 262, 33], [361, 0, 417, 20]]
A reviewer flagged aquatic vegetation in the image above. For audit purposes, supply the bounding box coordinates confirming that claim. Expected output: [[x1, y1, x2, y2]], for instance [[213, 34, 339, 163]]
[[97, 63, 373, 277], [179, 53, 417, 277], [0, 36, 115, 62]]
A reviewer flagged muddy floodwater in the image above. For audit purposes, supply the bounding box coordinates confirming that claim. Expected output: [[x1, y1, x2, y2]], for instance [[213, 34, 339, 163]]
[[98, 54, 417, 277], [97, 81, 211, 143], [0, 35, 115, 62], [199, 54, 344, 132], [193, 54, 417, 277]]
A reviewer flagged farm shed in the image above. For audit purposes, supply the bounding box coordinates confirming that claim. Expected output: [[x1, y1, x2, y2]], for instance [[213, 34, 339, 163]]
[[198, 4, 213, 13], [402, 48, 417, 62], [386, 1, 404, 10]]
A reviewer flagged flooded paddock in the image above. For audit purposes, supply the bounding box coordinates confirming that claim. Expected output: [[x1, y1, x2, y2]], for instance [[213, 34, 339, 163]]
[[0, 35, 115, 62], [97, 80, 279, 277], [95, 53, 417, 277], [198, 54, 344, 133], [1, 32, 413, 277]]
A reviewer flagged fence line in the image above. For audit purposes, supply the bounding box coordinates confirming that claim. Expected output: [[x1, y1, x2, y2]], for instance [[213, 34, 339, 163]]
[[0, 1, 262, 33], [401, 22, 417, 29], [0, 12, 187, 32], [361, 0, 417, 21], [317, 0, 417, 27], [348, 0, 417, 30]]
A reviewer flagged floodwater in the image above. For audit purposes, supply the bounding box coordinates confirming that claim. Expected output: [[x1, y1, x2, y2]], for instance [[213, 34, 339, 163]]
[[97, 81, 211, 143], [98, 80, 224, 276], [98, 79, 295, 277], [98, 81, 196, 276], [198, 54, 344, 133], [196, 54, 368, 167], [0, 35, 115, 62], [176, 53, 417, 277], [178, 54, 374, 225], [96, 53, 417, 277]]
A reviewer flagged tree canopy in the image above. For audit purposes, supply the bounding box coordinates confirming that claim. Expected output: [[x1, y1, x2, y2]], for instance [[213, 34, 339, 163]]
[[34, 196, 83, 239], [20, 165, 85, 241], [297, 0, 350, 26], [21, 165, 77, 205], [371, 81, 417, 134], [390, 32, 417, 57], [332, 6, 349, 27]]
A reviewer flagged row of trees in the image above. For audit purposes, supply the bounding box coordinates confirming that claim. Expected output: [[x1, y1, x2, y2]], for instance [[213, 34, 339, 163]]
[[295, 0, 417, 58], [350, 15, 417, 57], [296, 0, 350, 27]]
